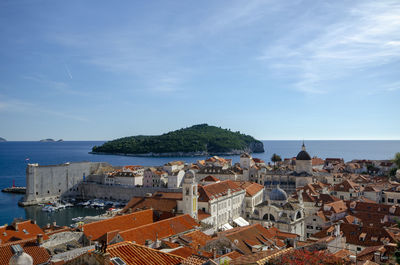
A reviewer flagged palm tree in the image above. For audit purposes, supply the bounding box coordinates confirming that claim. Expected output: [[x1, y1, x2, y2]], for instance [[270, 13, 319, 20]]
[[271, 153, 282, 168]]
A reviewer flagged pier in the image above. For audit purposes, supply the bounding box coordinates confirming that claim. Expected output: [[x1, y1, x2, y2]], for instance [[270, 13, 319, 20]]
[[1, 186, 26, 194]]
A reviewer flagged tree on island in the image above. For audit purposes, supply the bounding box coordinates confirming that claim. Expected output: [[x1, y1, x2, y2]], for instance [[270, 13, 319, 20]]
[[393, 152, 400, 168], [271, 153, 282, 167]]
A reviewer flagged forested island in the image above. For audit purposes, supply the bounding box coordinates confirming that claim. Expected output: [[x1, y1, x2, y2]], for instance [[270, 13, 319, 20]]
[[0, 137, 6, 142], [91, 124, 264, 157]]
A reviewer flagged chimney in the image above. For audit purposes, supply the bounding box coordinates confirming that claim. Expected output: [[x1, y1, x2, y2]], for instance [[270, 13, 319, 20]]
[[145, 239, 153, 247], [213, 248, 217, 259], [47, 223, 50, 229], [37, 234, 43, 245], [374, 252, 381, 263], [14, 222, 19, 232]]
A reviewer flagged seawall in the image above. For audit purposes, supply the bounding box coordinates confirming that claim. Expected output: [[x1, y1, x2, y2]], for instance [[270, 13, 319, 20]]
[[78, 182, 182, 202]]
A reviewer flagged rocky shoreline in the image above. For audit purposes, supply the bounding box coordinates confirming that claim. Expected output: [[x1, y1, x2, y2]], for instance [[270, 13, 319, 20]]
[[89, 149, 264, 157]]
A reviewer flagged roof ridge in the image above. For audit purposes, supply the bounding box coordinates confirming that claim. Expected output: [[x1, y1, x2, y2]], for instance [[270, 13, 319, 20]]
[[84, 209, 152, 227]]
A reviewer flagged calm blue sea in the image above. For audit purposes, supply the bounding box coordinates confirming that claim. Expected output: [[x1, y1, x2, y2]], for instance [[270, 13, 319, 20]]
[[0, 140, 399, 226]]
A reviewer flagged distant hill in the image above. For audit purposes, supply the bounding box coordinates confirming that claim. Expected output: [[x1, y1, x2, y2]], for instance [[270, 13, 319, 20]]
[[0, 137, 6, 142], [39, 139, 63, 142], [91, 124, 264, 157]]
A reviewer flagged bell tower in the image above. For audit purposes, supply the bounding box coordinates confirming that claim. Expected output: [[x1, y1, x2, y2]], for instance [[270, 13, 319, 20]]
[[182, 170, 198, 219]]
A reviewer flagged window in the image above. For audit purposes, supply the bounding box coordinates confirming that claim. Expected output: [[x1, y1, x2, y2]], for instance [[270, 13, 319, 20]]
[[388, 198, 394, 203], [357, 247, 361, 252], [36, 192, 38, 195], [307, 225, 314, 229], [382, 198, 385, 202]]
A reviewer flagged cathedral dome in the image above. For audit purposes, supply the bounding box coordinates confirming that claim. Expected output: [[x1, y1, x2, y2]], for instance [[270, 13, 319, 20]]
[[296, 150, 311, 160], [296, 142, 311, 160], [269, 186, 288, 201]]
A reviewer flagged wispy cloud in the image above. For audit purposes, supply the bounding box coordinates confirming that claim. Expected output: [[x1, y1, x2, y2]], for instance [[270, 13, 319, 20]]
[[22, 75, 86, 96], [259, 0, 400, 94], [0, 95, 87, 121]]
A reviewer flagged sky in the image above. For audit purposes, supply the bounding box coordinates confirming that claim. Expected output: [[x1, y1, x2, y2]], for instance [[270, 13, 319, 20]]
[[0, 0, 399, 141]]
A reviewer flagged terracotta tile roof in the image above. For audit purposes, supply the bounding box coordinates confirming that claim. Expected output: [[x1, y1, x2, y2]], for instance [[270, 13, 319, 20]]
[[312, 157, 324, 166], [313, 223, 396, 247], [169, 246, 197, 258], [351, 201, 400, 216], [219, 250, 243, 259], [200, 175, 220, 182], [322, 200, 348, 214], [181, 230, 212, 248], [231, 248, 293, 265], [198, 180, 243, 202], [121, 197, 178, 215], [197, 210, 211, 221], [83, 209, 153, 241], [97, 230, 121, 245], [0, 238, 51, 265], [120, 214, 198, 244], [220, 224, 285, 255], [106, 241, 183, 265], [333, 248, 352, 259], [252, 158, 265, 163], [267, 226, 298, 239], [181, 254, 215, 265], [233, 181, 264, 197], [0, 220, 49, 244], [332, 180, 361, 192]]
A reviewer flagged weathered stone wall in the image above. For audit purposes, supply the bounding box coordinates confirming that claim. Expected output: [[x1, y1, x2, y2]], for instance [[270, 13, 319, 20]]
[[79, 182, 182, 202], [23, 162, 111, 205]]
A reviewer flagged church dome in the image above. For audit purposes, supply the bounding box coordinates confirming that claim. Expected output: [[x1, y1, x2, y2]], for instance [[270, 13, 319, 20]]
[[269, 186, 288, 201], [296, 150, 311, 160]]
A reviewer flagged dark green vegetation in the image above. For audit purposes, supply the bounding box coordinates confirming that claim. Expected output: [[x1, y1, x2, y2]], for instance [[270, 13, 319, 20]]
[[92, 124, 264, 155], [0, 137, 6, 142], [394, 152, 400, 168], [271, 153, 282, 167]]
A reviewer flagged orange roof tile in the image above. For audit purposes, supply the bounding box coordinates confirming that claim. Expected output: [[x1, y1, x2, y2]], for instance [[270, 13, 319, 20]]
[[182, 230, 212, 248], [233, 181, 264, 197], [83, 209, 153, 241], [0, 220, 49, 244], [106, 241, 183, 265], [220, 224, 285, 255], [0, 239, 51, 265], [120, 214, 198, 245], [201, 175, 220, 182], [197, 210, 211, 221], [198, 180, 243, 202]]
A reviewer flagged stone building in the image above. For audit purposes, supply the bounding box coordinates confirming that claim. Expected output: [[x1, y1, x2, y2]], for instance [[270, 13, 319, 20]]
[[251, 143, 314, 196], [249, 186, 306, 240]]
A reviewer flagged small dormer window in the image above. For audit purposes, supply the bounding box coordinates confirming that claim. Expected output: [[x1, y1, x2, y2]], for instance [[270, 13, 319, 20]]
[[23, 229, 29, 234]]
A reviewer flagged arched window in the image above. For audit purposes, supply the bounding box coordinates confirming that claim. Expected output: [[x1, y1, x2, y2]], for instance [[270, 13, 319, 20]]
[[296, 211, 302, 220], [186, 188, 189, 196], [254, 210, 259, 216], [269, 214, 275, 222], [263, 214, 269, 220]]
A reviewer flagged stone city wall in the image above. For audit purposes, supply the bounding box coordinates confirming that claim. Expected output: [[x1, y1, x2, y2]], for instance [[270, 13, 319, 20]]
[[22, 162, 111, 206], [78, 182, 182, 202]]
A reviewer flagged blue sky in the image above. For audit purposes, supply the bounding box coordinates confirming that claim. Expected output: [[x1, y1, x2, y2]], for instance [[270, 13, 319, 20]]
[[0, 0, 399, 141]]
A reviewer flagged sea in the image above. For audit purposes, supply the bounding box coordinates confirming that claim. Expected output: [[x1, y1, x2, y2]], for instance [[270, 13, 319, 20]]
[[0, 140, 399, 227]]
